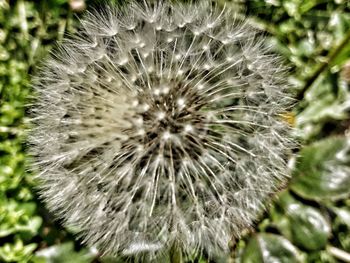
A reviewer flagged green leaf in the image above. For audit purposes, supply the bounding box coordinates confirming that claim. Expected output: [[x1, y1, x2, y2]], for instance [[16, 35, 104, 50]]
[[241, 233, 303, 263], [291, 136, 350, 201], [286, 204, 330, 250], [297, 74, 350, 126], [306, 250, 338, 263], [333, 207, 350, 227], [0, 238, 37, 263], [272, 193, 331, 251], [32, 242, 97, 263], [16, 216, 42, 239]]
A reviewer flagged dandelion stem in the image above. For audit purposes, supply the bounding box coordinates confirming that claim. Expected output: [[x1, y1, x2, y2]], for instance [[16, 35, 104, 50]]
[[170, 245, 183, 263]]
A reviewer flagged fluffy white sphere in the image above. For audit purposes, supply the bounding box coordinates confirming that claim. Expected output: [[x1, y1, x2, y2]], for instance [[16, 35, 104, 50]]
[[29, 1, 295, 261]]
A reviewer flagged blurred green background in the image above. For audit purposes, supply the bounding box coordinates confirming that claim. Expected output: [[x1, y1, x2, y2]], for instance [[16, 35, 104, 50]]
[[0, 0, 350, 262]]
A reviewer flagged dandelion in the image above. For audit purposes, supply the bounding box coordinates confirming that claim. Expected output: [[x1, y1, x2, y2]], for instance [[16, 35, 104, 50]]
[[29, 0, 295, 261]]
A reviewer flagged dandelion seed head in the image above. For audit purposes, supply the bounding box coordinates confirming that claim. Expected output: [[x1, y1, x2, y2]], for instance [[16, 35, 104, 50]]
[[29, 1, 295, 261]]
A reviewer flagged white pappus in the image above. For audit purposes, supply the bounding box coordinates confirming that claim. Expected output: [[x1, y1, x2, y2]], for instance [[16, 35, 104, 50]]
[[29, 0, 295, 261]]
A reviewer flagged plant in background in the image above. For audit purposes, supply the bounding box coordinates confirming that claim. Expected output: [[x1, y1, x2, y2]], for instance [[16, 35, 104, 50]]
[[29, 0, 295, 261]]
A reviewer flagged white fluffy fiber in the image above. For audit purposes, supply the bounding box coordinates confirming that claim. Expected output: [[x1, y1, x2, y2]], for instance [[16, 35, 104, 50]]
[[29, 0, 295, 261]]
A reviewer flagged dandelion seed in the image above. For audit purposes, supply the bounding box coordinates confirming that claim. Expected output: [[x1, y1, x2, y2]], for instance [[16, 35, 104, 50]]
[[29, 1, 295, 261]]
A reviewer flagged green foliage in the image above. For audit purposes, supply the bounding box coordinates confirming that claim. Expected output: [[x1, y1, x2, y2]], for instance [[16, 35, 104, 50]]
[[234, 0, 350, 262], [291, 137, 350, 201], [275, 193, 331, 251], [0, 238, 37, 263], [241, 233, 303, 263], [0, 0, 349, 262], [0, 1, 81, 262], [31, 242, 96, 263]]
